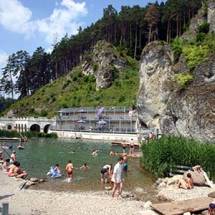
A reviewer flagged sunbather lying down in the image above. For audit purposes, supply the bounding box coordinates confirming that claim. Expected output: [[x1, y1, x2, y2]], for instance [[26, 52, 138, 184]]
[[183, 165, 214, 188]]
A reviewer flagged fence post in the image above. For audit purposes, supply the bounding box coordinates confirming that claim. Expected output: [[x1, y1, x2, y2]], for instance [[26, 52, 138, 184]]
[[2, 203, 9, 215]]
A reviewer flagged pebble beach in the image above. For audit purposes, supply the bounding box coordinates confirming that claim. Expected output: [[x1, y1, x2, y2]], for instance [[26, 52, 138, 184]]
[[0, 171, 149, 215]]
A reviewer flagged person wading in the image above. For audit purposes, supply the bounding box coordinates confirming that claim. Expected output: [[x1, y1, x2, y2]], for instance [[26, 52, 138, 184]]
[[111, 157, 124, 198]]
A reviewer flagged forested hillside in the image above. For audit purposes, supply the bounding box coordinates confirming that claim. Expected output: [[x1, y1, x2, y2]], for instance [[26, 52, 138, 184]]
[[0, 0, 202, 100], [3, 42, 139, 117]]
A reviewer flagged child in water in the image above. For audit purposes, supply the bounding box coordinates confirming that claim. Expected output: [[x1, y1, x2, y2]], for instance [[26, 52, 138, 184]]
[[80, 163, 89, 171], [65, 160, 73, 182]]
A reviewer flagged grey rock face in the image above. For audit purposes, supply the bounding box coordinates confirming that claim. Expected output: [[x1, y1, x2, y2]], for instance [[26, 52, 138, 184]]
[[137, 41, 174, 129], [81, 41, 126, 90], [208, 1, 215, 33], [163, 56, 215, 141], [137, 41, 215, 141], [181, 8, 206, 41]]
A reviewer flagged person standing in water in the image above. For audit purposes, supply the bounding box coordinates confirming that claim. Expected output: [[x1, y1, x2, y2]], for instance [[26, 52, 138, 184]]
[[65, 160, 74, 182], [129, 139, 135, 155], [111, 157, 124, 197], [10, 151, 16, 163]]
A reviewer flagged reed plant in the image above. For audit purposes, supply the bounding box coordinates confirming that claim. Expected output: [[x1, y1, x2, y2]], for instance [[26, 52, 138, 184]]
[[141, 136, 215, 179]]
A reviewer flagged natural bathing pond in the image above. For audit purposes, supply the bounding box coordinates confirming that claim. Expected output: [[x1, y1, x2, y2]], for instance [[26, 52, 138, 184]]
[[2, 138, 157, 201]]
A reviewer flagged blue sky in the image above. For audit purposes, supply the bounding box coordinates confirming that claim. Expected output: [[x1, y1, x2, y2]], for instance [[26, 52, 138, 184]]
[[0, 0, 164, 68]]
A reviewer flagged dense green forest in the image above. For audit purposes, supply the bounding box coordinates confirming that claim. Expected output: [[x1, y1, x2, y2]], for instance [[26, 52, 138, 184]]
[[0, 0, 203, 100]]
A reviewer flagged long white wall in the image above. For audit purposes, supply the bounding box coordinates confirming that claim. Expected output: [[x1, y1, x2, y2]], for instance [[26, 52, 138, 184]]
[[50, 130, 138, 142]]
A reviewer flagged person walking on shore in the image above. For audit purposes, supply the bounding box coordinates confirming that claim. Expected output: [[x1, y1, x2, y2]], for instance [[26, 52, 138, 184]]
[[111, 157, 124, 198], [65, 160, 73, 182]]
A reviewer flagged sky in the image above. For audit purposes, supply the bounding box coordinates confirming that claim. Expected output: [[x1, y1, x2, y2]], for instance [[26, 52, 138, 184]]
[[0, 0, 164, 69]]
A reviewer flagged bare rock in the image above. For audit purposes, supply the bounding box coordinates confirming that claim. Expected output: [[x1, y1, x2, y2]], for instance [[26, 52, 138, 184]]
[[208, 191, 215, 198], [208, 1, 215, 33], [143, 201, 152, 210], [137, 41, 174, 131], [25, 181, 36, 189], [30, 178, 39, 183], [39, 179, 45, 183]]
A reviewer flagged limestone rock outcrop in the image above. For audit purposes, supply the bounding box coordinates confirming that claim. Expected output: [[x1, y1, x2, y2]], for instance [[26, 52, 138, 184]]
[[181, 7, 206, 41], [161, 55, 215, 141], [137, 41, 174, 129], [137, 42, 215, 141], [81, 41, 126, 90], [208, 1, 215, 32]]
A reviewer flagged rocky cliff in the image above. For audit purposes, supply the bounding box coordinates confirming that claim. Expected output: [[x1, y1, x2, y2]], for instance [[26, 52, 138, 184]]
[[208, 1, 215, 32], [81, 41, 126, 90], [137, 41, 215, 141], [137, 41, 174, 129], [137, 3, 215, 141]]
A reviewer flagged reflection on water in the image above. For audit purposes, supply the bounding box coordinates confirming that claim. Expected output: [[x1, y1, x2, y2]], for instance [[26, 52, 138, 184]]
[[1, 138, 157, 201]]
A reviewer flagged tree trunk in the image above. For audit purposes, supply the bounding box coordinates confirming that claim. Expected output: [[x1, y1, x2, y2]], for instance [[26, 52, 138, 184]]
[[134, 25, 138, 59], [148, 25, 152, 43]]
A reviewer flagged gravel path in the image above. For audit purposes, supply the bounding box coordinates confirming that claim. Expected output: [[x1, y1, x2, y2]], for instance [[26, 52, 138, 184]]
[[0, 171, 148, 215]]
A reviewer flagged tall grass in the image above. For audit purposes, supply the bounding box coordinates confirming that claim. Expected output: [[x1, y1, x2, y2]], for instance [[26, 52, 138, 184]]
[[141, 136, 215, 179]]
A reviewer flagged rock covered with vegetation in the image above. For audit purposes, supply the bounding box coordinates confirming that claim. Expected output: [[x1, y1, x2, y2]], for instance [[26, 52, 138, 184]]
[[137, 3, 215, 141], [162, 55, 215, 141], [82, 41, 126, 89]]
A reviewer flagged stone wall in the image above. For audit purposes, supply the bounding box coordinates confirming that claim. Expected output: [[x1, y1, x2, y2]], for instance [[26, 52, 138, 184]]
[[208, 1, 215, 32]]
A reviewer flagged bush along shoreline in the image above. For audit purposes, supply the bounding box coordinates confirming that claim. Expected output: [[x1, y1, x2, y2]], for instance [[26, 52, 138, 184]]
[[141, 136, 215, 180], [0, 130, 58, 139]]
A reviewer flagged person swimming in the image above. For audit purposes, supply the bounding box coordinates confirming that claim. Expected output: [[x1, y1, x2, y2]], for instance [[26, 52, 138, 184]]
[[91, 149, 99, 157], [80, 163, 89, 171], [47, 164, 62, 178]]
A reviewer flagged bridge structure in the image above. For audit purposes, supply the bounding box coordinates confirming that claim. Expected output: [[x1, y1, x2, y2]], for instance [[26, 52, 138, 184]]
[[0, 117, 56, 133]]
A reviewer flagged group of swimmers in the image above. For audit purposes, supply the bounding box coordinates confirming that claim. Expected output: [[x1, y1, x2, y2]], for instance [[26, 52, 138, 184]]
[[0, 150, 28, 179], [47, 160, 89, 181]]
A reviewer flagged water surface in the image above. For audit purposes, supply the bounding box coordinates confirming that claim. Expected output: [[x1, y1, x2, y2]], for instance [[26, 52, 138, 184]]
[[1, 138, 157, 201]]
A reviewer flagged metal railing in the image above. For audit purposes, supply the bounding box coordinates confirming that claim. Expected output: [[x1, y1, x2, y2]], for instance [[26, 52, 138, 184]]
[[58, 107, 131, 113]]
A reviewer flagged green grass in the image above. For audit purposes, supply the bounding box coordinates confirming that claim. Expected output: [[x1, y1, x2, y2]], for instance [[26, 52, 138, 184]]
[[4, 61, 139, 117], [141, 136, 215, 179]]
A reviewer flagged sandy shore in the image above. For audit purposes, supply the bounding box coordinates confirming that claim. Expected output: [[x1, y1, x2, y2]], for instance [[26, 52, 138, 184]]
[[0, 171, 151, 215]]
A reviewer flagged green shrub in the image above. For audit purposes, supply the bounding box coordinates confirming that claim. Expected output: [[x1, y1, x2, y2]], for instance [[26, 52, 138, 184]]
[[196, 32, 206, 43], [174, 72, 193, 88], [171, 37, 183, 62], [198, 22, 210, 34], [141, 136, 215, 179], [93, 63, 98, 72], [182, 45, 209, 70]]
